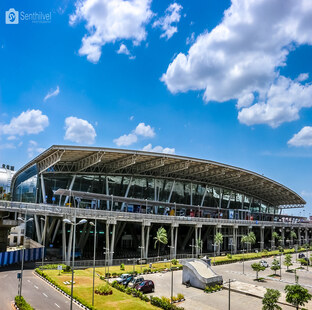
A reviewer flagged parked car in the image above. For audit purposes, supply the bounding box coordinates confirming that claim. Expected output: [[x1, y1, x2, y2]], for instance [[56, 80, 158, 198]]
[[128, 276, 144, 288], [121, 275, 134, 287], [298, 253, 305, 258], [116, 274, 131, 284], [260, 260, 269, 268], [135, 280, 155, 293]]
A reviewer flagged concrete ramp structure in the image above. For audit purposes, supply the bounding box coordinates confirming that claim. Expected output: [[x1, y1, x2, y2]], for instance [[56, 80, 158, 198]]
[[181, 258, 223, 289]]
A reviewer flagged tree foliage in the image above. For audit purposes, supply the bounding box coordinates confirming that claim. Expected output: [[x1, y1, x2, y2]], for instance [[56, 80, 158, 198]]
[[284, 254, 292, 270], [262, 288, 282, 310], [285, 284, 312, 310], [251, 262, 265, 280], [270, 259, 280, 275], [154, 227, 168, 257]]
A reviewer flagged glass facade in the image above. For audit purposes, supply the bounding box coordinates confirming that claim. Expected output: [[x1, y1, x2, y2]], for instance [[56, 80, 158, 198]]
[[11, 170, 278, 219], [12, 165, 38, 203]]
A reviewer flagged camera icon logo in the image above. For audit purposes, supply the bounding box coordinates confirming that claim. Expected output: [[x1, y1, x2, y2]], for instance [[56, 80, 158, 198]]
[[5, 8, 19, 24]]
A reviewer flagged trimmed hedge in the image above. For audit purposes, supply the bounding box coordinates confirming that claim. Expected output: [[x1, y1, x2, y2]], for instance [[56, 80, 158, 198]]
[[14, 296, 34, 310]]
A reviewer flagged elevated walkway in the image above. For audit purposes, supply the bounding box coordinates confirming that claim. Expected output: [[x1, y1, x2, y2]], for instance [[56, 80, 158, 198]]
[[181, 258, 223, 289]]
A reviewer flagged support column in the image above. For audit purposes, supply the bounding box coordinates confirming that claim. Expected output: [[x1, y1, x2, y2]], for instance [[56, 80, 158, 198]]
[[62, 220, 67, 262], [260, 226, 264, 251], [66, 225, 73, 266], [174, 225, 178, 258], [34, 214, 42, 243], [281, 227, 285, 247], [305, 228, 309, 245], [233, 225, 238, 254], [271, 227, 275, 250], [105, 222, 109, 263], [64, 175, 76, 205], [290, 228, 294, 247], [141, 223, 145, 259], [51, 219, 61, 244], [298, 227, 301, 247], [110, 223, 116, 264], [145, 224, 150, 259], [40, 174, 46, 204]]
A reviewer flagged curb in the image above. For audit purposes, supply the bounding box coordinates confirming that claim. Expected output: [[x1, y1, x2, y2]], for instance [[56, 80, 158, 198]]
[[34, 271, 90, 310], [11, 302, 18, 310], [222, 286, 294, 308]]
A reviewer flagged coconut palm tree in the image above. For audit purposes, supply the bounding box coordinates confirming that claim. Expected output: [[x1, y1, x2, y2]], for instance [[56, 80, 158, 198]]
[[290, 231, 297, 247], [214, 232, 223, 255], [241, 232, 257, 253], [154, 227, 168, 258]]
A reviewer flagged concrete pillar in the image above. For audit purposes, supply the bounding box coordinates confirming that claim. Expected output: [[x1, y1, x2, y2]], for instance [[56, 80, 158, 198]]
[[66, 225, 73, 266], [52, 219, 61, 244], [141, 224, 145, 258], [62, 220, 66, 262], [195, 226, 198, 256], [110, 223, 116, 264], [260, 226, 264, 251], [271, 227, 275, 250], [40, 174, 47, 204], [145, 225, 150, 258], [298, 227, 301, 246], [305, 228, 309, 245], [290, 228, 294, 247], [34, 214, 42, 243], [174, 225, 178, 258], [170, 225, 174, 259], [233, 225, 238, 254], [281, 228, 285, 247], [105, 222, 109, 263]]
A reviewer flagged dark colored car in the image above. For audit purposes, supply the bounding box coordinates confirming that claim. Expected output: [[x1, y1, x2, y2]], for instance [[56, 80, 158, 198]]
[[128, 276, 144, 288], [135, 280, 155, 293], [298, 253, 305, 258], [121, 275, 134, 287]]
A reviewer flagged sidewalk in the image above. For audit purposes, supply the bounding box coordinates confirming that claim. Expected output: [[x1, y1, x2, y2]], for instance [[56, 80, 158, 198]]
[[223, 280, 312, 309]]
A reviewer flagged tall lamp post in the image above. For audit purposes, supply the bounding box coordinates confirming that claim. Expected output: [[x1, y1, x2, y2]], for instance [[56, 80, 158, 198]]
[[89, 220, 97, 307], [17, 215, 33, 297], [168, 245, 175, 304], [63, 217, 87, 310]]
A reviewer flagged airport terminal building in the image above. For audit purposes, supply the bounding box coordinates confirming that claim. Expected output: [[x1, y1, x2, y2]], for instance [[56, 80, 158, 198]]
[[3, 145, 312, 262]]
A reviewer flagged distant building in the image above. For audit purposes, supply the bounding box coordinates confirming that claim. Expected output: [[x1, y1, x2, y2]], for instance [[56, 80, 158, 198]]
[[0, 164, 15, 194]]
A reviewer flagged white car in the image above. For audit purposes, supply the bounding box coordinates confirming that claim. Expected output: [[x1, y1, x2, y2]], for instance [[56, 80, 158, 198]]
[[260, 260, 269, 268], [115, 274, 131, 284]]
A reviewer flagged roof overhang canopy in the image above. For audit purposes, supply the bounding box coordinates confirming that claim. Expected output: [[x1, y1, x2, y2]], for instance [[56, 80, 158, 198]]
[[12, 145, 306, 208]]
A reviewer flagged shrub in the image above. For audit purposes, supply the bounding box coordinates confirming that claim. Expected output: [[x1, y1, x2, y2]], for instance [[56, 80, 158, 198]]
[[227, 254, 232, 259], [171, 258, 178, 265], [63, 265, 72, 273], [95, 283, 113, 295], [177, 293, 184, 300], [15, 296, 34, 310], [120, 263, 125, 270]]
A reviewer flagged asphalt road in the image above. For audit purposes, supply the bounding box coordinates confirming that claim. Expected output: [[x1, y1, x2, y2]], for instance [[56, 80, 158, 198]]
[[0, 268, 81, 310]]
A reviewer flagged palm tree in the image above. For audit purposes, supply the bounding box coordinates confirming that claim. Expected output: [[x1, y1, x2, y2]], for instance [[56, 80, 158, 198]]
[[241, 232, 256, 253], [214, 232, 223, 255], [196, 238, 203, 256], [154, 227, 168, 258], [272, 231, 280, 250], [290, 231, 297, 247]]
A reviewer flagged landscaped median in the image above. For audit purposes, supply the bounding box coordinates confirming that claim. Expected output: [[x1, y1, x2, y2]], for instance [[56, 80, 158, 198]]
[[35, 264, 185, 310], [13, 296, 34, 310]]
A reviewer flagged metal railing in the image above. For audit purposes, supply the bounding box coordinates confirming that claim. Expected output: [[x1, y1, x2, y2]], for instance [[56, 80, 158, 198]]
[[1, 200, 311, 228]]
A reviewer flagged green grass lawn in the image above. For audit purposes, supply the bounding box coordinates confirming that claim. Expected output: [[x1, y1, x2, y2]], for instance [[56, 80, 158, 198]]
[[43, 269, 157, 310]]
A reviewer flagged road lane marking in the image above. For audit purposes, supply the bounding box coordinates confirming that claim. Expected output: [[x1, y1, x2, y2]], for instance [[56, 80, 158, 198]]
[[43, 293, 48, 297], [27, 280, 31, 283], [34, 285, 39, 289], [55, 303, 60, 308]]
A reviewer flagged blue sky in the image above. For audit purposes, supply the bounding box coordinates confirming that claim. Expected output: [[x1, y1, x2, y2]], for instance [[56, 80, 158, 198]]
[[0, 0, 312, 216]]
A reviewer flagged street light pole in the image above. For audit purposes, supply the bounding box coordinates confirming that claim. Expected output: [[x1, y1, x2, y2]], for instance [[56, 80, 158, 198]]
[[138, 246, 144, 274], [89, 220, 97, 307], [63, 207, 87, 310], [17, 214, 33, 297], [168, 245, 175, 304]]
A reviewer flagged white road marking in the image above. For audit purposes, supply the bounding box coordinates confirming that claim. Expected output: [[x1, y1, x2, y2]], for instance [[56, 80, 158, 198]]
[[27, 280, 31, 283], [55, 303, 60, 308], [34, 285, 39, 289], [43, 293, 48, 297]]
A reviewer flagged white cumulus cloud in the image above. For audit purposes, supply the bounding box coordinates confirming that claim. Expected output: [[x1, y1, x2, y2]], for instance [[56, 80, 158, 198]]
[[0, 109, 49, 136], [288, 126, 312, 147], [113, 122, 155, 146], [64, 116, 96, 144], [134, 122, 155, 137], [153, 3, 183, 39], [44, 86, 60, 101], [161, 0, 312, 127], [70, 0, 153, 63], [142, 143, 175, 154]]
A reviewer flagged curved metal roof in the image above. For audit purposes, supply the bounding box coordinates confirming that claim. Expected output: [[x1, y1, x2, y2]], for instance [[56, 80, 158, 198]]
[[12, 145, 305, 207]]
